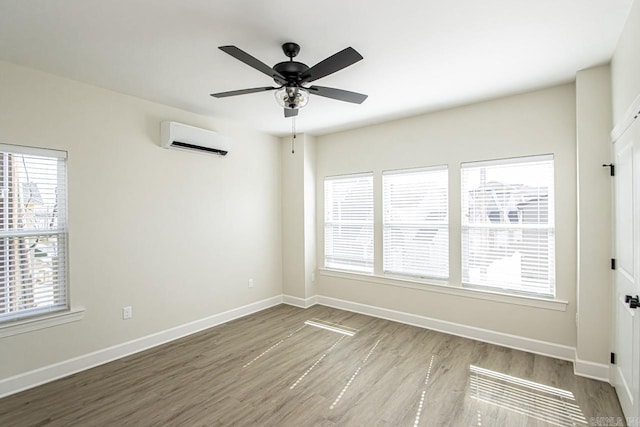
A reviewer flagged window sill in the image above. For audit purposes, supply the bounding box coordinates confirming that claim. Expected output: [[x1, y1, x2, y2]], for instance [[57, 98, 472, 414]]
[[318, 268, 568, 312], [0, 307, 85, 338]]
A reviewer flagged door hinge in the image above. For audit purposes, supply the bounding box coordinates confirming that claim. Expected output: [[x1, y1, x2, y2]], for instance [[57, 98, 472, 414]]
[[603, 163, 615, 176], [611, 352, 616, 364], [611, 258, 616, 270]]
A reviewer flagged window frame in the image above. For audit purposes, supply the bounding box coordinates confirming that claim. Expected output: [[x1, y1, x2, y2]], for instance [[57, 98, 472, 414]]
[[382, 165, 449, 281], [460, 154, 556, 298], [323, 172, 374, 274], [0, 143, 70, 325]]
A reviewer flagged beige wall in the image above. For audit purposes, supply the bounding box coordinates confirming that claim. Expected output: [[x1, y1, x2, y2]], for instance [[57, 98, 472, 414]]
[[315, 84, 578, 346], [575, 65, 613, 365], [612, 0, 640, 125], [281, 137, 305, 298], [0, 61, 282, 378], [303, 136, 317, 298], [281, 134, 316, 301]]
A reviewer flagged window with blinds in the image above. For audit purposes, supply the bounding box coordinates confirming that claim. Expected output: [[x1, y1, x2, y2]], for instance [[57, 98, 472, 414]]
[[461, 155, 555, 296], [383, 166, 448, 279], [0, 144, 68, 323], [324, 173, 374, 273]]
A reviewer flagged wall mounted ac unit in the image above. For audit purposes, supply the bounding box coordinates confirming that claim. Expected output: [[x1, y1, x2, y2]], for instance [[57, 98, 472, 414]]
[[160, 121, 230, 156]]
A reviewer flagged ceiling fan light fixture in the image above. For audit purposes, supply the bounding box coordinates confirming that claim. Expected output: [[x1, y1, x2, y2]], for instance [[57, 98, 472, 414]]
[[275, 86, 309, 110]]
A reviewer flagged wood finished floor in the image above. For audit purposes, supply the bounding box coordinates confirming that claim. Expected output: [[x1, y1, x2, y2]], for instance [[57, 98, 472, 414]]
[[0, 304, 625, 426]]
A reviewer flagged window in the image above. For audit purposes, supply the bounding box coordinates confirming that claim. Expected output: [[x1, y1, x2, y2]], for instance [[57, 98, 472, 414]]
[[383, 166, 448, 279], [461, 155, 555, 296], [324, 173, 373, 273], [0, 144, 68, 323]]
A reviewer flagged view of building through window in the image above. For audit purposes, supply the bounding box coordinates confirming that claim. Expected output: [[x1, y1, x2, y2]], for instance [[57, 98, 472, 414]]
[[0, 146, 68, 322], [461, 155, 555, 296], [324, 156, 554, 298]]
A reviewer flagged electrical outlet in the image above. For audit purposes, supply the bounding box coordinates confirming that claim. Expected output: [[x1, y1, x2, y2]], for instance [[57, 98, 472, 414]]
[[123, 306, 133, 320], [311, 271, 316, 282], [248, 279, 254, 288]]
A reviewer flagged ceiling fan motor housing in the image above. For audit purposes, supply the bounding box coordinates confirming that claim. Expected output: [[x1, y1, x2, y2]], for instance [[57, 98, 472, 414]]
[[273, 61, 309, 84]]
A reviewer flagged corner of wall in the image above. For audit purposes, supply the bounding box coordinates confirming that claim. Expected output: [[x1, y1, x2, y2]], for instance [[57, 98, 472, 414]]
[[575, 65, 614, 367], [281, 134, 318, 300]]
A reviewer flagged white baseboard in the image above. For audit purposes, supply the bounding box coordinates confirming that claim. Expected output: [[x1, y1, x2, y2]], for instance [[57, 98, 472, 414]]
[[282, 294, 317, 308], [574, 354, 610, 382], [1, 293, 611, 399], [0, 295, 283, 399], [316, 295, 576, 362], [316, 295, 613, 382]]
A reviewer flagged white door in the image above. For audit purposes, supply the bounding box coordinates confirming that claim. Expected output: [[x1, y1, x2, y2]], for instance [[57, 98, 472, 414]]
[[613, 117, 640, 419]]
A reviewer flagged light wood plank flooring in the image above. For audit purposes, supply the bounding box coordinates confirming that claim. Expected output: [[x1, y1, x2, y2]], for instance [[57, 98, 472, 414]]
[[0, 304, 625, 426]]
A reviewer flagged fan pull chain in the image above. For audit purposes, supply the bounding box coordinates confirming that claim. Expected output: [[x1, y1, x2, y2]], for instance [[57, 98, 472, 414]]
[[291, 116, 297, 154]]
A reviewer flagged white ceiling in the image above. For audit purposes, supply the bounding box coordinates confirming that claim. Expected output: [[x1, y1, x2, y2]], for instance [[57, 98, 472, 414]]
[[0, 0, 633, 136]]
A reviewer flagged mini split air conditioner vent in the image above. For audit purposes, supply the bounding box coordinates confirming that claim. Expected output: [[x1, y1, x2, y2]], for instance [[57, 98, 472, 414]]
[[160, 121, 231, 156]]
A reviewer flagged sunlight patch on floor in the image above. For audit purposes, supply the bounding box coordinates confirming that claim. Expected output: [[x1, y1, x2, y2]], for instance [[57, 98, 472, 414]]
[[304, 318, 358, 336], [330, 339, 381, 409], [290, 335, 346, 390], [468, 365, 587, 427], [242, 325, 306, 368]]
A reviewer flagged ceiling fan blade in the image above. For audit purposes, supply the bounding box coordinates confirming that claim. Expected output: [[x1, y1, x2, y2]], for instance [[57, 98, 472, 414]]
[[219, 46, 286, 84], [300, 47, 363, 83], [308, 86, 368, 104], [284, 108, 298, 118], [210, 86, 277, 98]]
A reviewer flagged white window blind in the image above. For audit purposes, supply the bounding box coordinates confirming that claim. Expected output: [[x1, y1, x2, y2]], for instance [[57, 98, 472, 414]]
[[383, 166, 448, 279], [0, 144, 68, 323], [461, 155, 555, 296], [324, 173, 373, 273]]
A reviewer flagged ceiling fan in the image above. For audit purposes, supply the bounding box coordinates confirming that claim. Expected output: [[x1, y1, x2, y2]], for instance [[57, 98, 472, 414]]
[[210, 42, 368, 118]]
